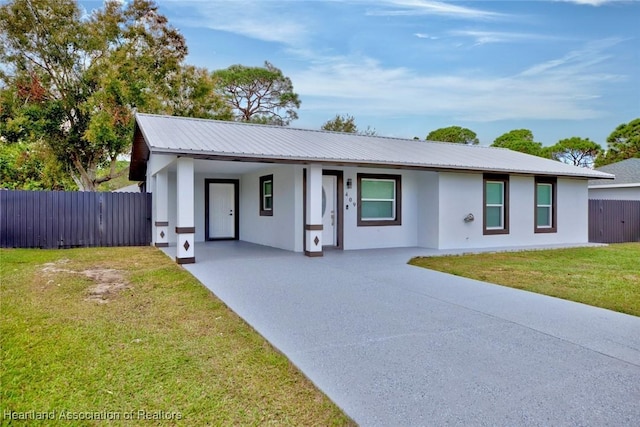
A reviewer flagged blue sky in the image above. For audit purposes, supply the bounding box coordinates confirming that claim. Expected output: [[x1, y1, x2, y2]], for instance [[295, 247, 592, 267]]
[[86, 0, 639, 147]]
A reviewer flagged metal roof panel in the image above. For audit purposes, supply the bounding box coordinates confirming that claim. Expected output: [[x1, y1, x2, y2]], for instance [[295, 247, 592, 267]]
[[134, 113, 614, 179]]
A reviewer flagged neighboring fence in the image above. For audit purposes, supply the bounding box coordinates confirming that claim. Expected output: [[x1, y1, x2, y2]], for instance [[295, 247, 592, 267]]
[[0, 190, 152, 249], [589, 199, 640, 243]]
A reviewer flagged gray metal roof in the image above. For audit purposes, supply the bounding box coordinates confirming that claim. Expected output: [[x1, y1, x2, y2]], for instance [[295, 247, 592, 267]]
[[589, 158, 640, 187], [132, 113, 614, 180]]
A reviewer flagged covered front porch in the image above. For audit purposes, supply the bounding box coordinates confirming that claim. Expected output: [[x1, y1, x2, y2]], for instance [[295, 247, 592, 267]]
[[149, 155, 342, 264]]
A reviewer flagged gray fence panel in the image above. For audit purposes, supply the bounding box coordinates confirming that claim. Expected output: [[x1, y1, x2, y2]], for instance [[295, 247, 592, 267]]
[[100, 192, 152, 248], [589, 199, 640, 243], [1, 190, 13, 247], [0, 190, 152, 249]]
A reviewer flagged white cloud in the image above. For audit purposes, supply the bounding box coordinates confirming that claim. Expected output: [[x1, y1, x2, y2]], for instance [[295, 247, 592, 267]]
[[556, 0, 619, 6], [448, 30, 565, 46], [367, 0, 505, 20], [292, 39, 625, 122], [414, 33, 439, 40], [520, 38, 623, 76], [169, 1, 308, 45]]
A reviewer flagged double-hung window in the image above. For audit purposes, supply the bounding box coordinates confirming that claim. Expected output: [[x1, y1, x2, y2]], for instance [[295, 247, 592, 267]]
[[357, 174, 401, 226], [535, 177, 557, 233], [483, 174, 509, 235], [260, 175, 273, 216]]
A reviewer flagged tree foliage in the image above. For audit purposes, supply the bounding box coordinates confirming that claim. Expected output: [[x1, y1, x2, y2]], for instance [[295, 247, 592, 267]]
[[322, 114, 357, 133], [320, 114, 377, 136], [213, 61, 301, 126], [547, 137, 602, 168], [162, 65, 232, 120], [595, 118, 640, 167], [0, 0, 228, 190], [426, 126, 479, 145], [0, 140, 74, 190], [491, 129, 545, 157]]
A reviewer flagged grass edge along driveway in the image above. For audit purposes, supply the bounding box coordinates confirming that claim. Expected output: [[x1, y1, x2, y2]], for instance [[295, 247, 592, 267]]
[[0, 247, 354, 426], [409, 243, 639, 317]]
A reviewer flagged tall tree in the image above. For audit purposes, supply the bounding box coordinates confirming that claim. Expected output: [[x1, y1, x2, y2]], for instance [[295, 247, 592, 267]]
[[547, 137, 602, 168], [0, 0, 228, 190], [161, 65, 233, 120], [426, 126, 479, 145], [213, 61, 301, 126], [491, 129, 545, 157], [595, 118, 640, 167]]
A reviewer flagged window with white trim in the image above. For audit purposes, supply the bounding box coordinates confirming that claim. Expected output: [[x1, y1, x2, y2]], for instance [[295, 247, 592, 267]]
[[357, 174, 401, 226]]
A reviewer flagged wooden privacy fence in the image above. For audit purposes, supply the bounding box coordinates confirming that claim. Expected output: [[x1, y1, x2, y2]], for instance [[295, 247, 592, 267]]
[[589, 199, 640, 243], [0, 190, 152, 249]]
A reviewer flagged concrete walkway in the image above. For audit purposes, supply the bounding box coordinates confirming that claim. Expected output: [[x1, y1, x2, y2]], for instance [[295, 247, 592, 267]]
[[162, 242, 640, 426]]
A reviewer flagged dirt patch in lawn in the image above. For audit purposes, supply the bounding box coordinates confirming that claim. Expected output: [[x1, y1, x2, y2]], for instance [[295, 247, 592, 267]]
[[41, 260, 129, 303]]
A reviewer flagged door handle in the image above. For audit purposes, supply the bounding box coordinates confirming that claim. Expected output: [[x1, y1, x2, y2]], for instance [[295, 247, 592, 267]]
[[331, 211, 334, 226]]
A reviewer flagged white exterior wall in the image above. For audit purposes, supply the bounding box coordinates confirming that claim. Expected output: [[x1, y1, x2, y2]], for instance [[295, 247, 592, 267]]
[[152, 155, 589, 252], [417, 172, 439, 248], [589, 187, 640, 201], [239, 165, 302, 251], [437, 172, 589, 249], [437, 173, 484, 249], [556, 178, 590, 244], [342, 167, 420, 250]]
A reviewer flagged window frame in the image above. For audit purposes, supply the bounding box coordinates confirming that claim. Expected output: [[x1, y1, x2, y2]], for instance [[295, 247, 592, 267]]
[[483, 174, 510, 235], [534, 177, 557, 233], [259, 174, 273, 216], [357, 173, 402, 227]]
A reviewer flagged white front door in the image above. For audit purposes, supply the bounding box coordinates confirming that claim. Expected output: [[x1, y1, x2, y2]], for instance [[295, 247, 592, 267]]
[[208, 183, 236, 239], [322, 175, 337, 246]]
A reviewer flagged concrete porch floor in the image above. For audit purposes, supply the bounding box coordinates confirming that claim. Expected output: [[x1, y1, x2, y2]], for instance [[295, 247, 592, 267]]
[[160, 241, 640, 426]]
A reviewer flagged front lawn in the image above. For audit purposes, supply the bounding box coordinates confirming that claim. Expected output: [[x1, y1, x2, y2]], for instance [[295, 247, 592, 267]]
[[0, 247, 353, 425], [409, 243, 640, 317]]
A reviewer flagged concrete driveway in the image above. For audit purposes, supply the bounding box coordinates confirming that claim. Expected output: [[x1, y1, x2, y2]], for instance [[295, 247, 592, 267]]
[[163, 242, 640, 426]]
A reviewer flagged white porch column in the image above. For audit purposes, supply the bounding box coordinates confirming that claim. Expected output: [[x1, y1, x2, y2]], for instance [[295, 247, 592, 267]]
[[175, 157, 195, 264], [154, 169, 169, 248], [305, 164, 323, 257]]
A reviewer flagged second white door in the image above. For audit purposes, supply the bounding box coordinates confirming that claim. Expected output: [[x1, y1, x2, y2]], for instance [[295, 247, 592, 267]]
[[322, 175, 337, 246]]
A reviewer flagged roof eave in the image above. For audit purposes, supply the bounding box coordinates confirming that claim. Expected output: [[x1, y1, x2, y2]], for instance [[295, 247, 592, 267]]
[[129, 119, 150, 181], [588, 182, 640, 189], [147, 147, 613, 180]]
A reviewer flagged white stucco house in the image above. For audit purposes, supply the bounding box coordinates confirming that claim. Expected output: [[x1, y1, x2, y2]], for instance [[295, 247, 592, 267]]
[[588, 158, 640, 201], [129, 113, 613, 264]]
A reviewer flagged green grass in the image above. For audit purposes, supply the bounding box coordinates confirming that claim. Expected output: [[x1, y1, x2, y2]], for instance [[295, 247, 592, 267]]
[[0, 247, 354, 426], [409, 243, 640, 317]]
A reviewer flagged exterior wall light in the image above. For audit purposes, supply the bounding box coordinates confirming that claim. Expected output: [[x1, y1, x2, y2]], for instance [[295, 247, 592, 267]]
[[464, 213, 474, 223], [346, 178, 352, 189]]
